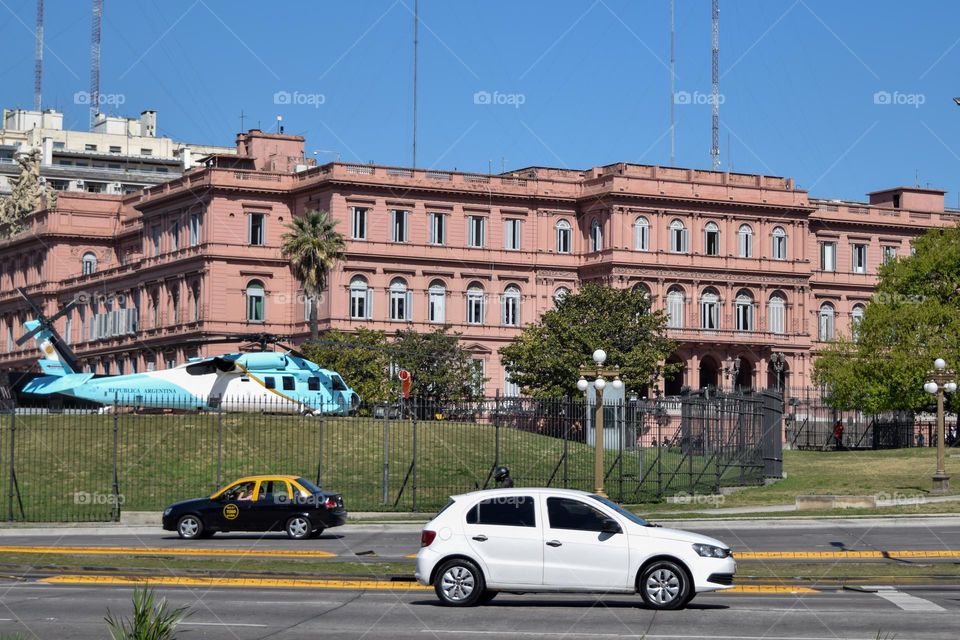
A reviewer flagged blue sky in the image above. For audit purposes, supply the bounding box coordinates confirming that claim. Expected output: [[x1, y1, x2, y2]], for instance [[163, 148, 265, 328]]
[[2, 0, 959, 203]]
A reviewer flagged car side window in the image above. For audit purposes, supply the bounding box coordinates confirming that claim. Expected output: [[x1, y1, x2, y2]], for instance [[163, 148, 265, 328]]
[[258, 480, 290, 503], [546, 497, 610, 532], [465, 496, 535, 527], [221, 481, 256, 501]]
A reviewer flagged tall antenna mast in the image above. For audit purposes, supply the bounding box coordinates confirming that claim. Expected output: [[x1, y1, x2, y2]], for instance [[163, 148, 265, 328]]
[[90, 0, 103, 129], [710, 0, 720, 170], [669, 0, 675, 165], [412, 0, 418, 168], [34, 0, 44, 111]]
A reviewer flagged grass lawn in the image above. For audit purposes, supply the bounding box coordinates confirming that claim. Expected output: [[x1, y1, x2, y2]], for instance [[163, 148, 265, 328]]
[[0, 412, 749, 520]]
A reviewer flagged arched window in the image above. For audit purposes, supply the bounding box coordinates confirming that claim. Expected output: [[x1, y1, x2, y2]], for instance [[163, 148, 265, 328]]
[[704, 222, 720, 256], [349, 275, 370, 319], [246, 280, 265, 322], [389, 277, 411, 321], [428, 280, 446, 323], [590, 218, 603, 252], [670, 219, 688, 253], [466, 282, 485, 324], [851, 304, 865, 341], [772, 226, 787, 260], [501, 285, 521, 326], [700, 288, 720, 330], [767, 292, 786, 334], [555, 219, 572, 254], [666, 286, 685, 328], [735, 290, 754, 332], [553, 287, 570, 307], [634, 216, 650, 251], [819, 303, 835, 341], [81, 252, 97, 275], [738, 224, 754, 258]]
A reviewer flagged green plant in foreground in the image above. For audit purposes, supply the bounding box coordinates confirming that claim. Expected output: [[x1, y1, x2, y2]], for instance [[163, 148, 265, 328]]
[[105, 586, 189, 640]]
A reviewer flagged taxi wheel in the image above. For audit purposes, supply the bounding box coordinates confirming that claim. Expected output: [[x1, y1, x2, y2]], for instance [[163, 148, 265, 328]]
[[177, 515, 204, 540], [286, 516, 312, 540], [308, 527, 325, 539], [639, 560, 690, 610], [434, 558, 485, 607]]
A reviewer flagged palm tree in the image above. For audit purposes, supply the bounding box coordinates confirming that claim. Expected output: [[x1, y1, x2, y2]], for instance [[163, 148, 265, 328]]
[[281, 209, 345, 340]]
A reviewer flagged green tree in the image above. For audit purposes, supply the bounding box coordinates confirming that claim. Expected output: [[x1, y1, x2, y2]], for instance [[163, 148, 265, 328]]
[[499, 283, 676, 397], [280, 209, 345, 340], [393, 325, 484, 404], [301, 328, 394, 405], [814, 225, 960, 412]]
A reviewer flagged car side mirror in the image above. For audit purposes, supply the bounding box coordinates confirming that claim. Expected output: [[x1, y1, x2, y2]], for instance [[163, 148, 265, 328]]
[[601, 518, 621, 534]]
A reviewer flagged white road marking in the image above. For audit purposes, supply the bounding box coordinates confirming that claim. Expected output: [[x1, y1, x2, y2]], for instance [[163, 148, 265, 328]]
[[864, 586, 945, 612], [422, 632, 923, 640], [182, 622, 268, 627]]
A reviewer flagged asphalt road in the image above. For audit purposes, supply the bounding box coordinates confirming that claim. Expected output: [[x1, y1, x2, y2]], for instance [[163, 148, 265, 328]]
[[2, 517, 959, 559], [2, 582, 959, 639]]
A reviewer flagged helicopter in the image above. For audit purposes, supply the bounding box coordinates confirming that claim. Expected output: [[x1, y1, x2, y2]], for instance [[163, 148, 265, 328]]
[[12, 288, 361, 415]]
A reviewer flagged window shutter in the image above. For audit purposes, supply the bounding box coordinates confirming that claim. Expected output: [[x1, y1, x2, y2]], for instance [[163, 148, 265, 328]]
[[366, 289, 373, 319], [405, 291, 413, 320]]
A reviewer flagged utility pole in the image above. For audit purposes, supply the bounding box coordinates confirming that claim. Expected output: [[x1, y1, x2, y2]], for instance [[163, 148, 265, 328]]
[[90, 0, 103, 129], [711, 0, 720, 170], [34, 0, 44, 111]]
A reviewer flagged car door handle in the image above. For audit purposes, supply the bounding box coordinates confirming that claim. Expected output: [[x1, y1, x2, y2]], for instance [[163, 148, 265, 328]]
[[472, 535, 488, 542], [545, 540, 562, 547]]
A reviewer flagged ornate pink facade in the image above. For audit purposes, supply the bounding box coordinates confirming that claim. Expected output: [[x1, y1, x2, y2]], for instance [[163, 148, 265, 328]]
[[1, 130, 955, 396]]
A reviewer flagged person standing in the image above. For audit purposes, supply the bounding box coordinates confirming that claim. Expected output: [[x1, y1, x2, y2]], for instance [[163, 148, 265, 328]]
[[833, 419, 845, 450]]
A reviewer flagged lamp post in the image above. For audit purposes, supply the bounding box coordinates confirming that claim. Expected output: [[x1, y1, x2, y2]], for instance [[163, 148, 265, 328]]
[[924, 358, 957, 495], [578, 349, 623, 497], [770, 352, 786, 393]]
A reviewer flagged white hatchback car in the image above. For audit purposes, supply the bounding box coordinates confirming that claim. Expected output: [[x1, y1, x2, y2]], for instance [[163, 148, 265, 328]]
[[416, 488, 735, 609]]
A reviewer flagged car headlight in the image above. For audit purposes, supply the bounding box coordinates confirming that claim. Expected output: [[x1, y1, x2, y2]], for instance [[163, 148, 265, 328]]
[[163, 507, 172, 517], [693, 543, 731, 558]]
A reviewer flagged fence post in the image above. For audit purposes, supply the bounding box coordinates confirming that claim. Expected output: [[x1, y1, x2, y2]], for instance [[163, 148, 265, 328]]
[[111, 396, 120, 522], [411, 397, 418, 513], [494, 390, 501, 469], [316, 410, 325, 487], [382, 405, 390, 505], [7, 410, 14, 522], [563, 397, 569, 489], [617, 400, 624, 503], [216, 402, 223, 489]]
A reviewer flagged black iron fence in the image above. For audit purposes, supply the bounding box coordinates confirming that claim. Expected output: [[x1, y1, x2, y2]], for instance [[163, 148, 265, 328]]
[[0, 391, 782, 522]]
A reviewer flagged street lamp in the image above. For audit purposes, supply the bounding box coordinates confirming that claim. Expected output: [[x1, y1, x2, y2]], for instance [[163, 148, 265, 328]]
[[770, 352, 786, 393], [924, 358, 957, 495], [578, 349, 623, 497]]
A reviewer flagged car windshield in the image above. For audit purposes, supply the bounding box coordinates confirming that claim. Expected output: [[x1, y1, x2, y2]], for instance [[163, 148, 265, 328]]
[[295, 477, 324, 494], [589, 494, 649, 526]]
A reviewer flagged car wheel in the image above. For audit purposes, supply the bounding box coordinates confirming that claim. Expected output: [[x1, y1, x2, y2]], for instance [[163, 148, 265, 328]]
[[286, 516, 312, 540], [199, 530, 216, 539], [177, 515, 203, 540], [639, 560, 690, 610], [434, 558, 485, 607], [478, 590, 498, 604], [308, 527, 325, 539]]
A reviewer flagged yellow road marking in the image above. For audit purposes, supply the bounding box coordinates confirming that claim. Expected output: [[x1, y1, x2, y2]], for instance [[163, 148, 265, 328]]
[[737, 550, 960, 560], [40, 575, 428, 590], [37, 575, 819, 594], [0, 546, 335, 559], [405, 553, 418, 558]]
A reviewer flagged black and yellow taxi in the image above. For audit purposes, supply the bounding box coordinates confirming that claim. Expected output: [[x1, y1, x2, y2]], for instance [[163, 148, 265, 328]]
[[162, 475, 347, 539]]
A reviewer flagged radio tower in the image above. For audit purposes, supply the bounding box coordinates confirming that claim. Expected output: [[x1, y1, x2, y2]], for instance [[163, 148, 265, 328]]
[[34, 0, 44, 111], [710, 0, 720, 170], [90, 0, 103, 129]]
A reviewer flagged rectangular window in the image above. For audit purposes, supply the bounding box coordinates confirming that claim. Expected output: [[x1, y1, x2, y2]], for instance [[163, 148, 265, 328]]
[[84, 143, 97, 152], [852, 243, 867, 274], [189, 213, 201, 247], [307, 377, 320, 391], [467, 291, 485, 324], [429, 212, 446, 245], [705, 228, 719, 256], [109, 145, 122, 154], [428, 288, 445, 323], [351, 207, 367, 240], [465, 496, 536, 527], [170, 221, 179, 252], [282, 376, 295, 391], [151, 225, 161, 256], [249, 213, 265, 245], [391, 210, 408, 242], [141, 148, 153, 156], [264, 376, 276, 389], [882, 246, 897, 264], [504, 219, 522, 250], [556, 224, 571, 253], [820, 241, 836, 272], [468, 216, 486, 248]]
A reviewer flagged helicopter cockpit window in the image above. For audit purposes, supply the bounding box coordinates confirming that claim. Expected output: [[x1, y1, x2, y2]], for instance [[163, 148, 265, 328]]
[[307, 377, 320, 391], [264, 376, 276, 389], [185, 361, 217, 376], [331, 375, 347, 391], [282, 376, 295, 391]]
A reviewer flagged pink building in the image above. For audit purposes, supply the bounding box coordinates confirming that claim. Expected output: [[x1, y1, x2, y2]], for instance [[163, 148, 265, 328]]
[[0, 130, 955, 396]]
